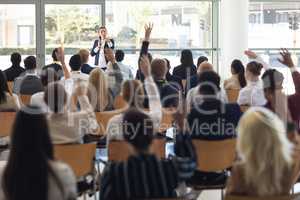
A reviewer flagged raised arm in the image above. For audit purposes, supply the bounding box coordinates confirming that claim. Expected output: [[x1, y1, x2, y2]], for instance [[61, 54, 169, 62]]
[[140, 23, 153, 57], [245, 50, 270, 70], [57, 47, 71, 80]]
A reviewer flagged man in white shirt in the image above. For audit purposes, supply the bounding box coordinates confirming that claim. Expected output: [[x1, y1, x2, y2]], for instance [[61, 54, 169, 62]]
[[115, 49, 133, 80]]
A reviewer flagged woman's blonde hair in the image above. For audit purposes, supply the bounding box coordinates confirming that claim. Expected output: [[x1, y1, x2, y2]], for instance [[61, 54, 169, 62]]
[[122, 80, 144, 108], [88, 68, 109, 112], [78, 49, 90, 64], [237, 107, 293, 196]]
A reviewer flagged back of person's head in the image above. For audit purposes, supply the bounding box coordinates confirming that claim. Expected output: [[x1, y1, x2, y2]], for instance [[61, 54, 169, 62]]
[[237, 107, 293, 196], [44, 82, 67, 113], [246, 61, 263, 76], [198, 71, 220, 95], [197, 56, 208, 68], [231, 59, 246, 88], [151, 58, 167, 80], [0, 70, 9, 104], [78, 49, 90, 64], [3, 106, 57, 200], [197, 61, 213, 74], [180, 49, 194, 67], [88, 68, 109, 112], [122, 80, 144, 108], [69, 54, 82, 71], [24, 56, 36, 70], [164, 58, 171, 70], [115, 50, 125, 62], [52, 48, 59, 61], [40, 68, 59, 87], [10, 52, 21, 66], [123, 108, 154, 152], [262, 69, 284, 93]]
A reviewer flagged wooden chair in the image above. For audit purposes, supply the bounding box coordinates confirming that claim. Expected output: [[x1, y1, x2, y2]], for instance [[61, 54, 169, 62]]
[[19, 95, 32, 106], [225, 194, 300, 200], [0, 112, 16, 137], [113, 95, 128, 110], [54, 143, 97, 178], [191, 139, 237, 200], [226, 89, 240, 103], [108, 139, 166, 162], [95, 110, 123, 135], [240, 105, 250, 113], [7, 81, 13, 94]]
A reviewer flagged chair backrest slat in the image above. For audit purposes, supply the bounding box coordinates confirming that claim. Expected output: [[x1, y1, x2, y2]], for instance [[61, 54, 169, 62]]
[[0, 112, 16, 137], [95, 110, 123, 135], [7, 81, 13, 95], [19, 95, 32, 106], [113, 95, 128, 110]]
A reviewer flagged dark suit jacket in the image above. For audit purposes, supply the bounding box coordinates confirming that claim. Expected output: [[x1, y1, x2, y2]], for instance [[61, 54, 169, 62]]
[[188, 99, 242, 140], [43, 63, 64, 78], [90, 38, 115, 66], [155, 80, 180, 108], [3, 65, 25, 81], [13, 75, 43, 95], [166, 72, 182, 90], [172, 64, 197, 80], [81, 64, 94, 75]]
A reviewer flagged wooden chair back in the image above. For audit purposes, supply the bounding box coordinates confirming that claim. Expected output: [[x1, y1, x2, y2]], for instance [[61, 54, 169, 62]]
[[0, 112, 16, 137], [7, 81, 13, 95], [54, 143, 96, 178], [226, 89, 240, 103], [95, 110, 123, 135], [108, 139, 166, 162], [19, 95, 32, 106], [192, 139, 237, 172], [113, 95, 128, 110], [225, 194, 300, 200]]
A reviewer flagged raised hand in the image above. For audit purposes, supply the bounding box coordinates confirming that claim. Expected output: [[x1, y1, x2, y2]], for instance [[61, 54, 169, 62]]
[[244, 50, 258, 59], [144, 22, 153, 42], [57, 47, 65, 64], [139, 55, 151, 77], [278, 48, 295, 68]]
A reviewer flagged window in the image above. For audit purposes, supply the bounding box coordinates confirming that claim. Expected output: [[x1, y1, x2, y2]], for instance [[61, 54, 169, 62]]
[[0, 4, 35, 70]]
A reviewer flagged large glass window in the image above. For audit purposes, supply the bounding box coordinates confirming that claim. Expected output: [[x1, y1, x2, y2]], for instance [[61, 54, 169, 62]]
[[0, 4, 35, 71], [45, 4, 102, 65]]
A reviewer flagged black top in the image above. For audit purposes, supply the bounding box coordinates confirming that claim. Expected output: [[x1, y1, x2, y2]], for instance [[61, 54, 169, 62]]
[[81, 63, 94, 75], [100, 154, 179, 200], [43, 63, 64, 78], [188, 99, 242, 140], [172, 64, 197, 80], [166, 72, 183, 90], [155, 79, 180, 108], [90, 38, 115, 66], [3, 65, 25, 81]]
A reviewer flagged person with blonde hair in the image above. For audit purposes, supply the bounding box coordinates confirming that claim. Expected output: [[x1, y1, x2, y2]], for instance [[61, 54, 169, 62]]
[[226, 107, 300, 196], [79, 49, 94, 74], [88, 68, 114, 112]]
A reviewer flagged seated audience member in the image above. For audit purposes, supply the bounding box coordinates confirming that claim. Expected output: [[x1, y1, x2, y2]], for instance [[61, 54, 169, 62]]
[[224, 59, 247, 90], [106, 56, 162, 142], [164, 58, 182, 89], [44, 82, 98, 144], [188, 71, 242, 140], [13, 56, 43, 95], [172, 49, 197, 81], [237, 61, 266, 106], [115, 50, 133, 80], [30, 68, 58, 112], [88, 68, 114, 112], [186, 56, 209, 91], [0, 106, 76, 200], [3, 52, 25, 82], [79, 49, 94, 75], [43, 48, 64, 79], [226, 107, 300, 196], [0, 70, 20, 111], [151, 58, 180, 107], [100, 109, 180, 200], [135, 23, 153, 82]]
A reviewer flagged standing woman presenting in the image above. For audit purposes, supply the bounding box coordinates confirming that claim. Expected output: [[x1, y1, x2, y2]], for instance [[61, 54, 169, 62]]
[[91, 26, 115, 70]]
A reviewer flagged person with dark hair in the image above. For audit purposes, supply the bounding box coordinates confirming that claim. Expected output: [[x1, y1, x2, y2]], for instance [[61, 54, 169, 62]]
[[79, 49, 94, 75], [0, 106, 76, 200], [44, 82, 98, 144], [30, 68, 59, 112], [91, 26, 115, 70], [43, 48, 64, 79], [224, 59, 247, 89], [100, 109, 180, 200], [172, 49, 197, 80], [164, 58, 183, 90], [237, 61, 266, 106], [12, 56, 43, 95], [197, 56, 209, 67], [0, 70, 20, 111], [3, 52, 25, 81], [115, 49, 133, 80]]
